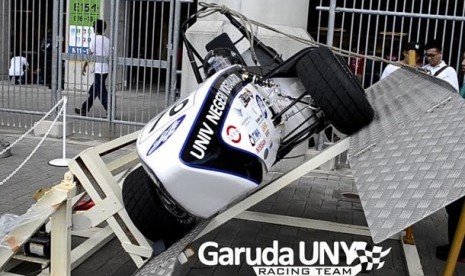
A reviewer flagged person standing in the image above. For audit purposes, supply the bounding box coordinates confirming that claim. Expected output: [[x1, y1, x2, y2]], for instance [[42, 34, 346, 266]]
[[75, 19, 111, 116], [349, 50, 364, 82], [436, 197, 465, 262], [460, 51, 465, 98], [380, 41, 423, 80], [436, 50, 465, 262], [8, 54, 29, 84], [423, 39, 459, 92]]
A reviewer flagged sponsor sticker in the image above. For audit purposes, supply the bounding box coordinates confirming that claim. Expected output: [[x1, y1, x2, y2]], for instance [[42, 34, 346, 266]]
[[226, 125, 241, 143], [256, 95, 268, 118], [251, 129, 262, 141], [261, 123, 270, 137], [147, 115, 185, 155], [238, 89, 253, 107], [256, 139, 266, 153], [233, 108, 244, 117], [249, 134, 256, 147], [242, 116, 251, 127]]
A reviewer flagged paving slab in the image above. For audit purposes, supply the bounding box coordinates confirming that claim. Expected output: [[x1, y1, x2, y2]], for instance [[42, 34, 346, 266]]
[[1, 128, 464, 275]]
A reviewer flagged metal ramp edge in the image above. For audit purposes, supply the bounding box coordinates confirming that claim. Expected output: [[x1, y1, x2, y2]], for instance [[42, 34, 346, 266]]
[[349, 68, 465, 244]]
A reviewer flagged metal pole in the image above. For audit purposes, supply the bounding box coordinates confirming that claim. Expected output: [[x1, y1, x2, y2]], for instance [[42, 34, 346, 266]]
[[316, 6, 465, 21], [51, 0, 60, 114], [110, 0, 118, 126], [57, 0, 64, 110], [62, 96, 67, 160], [165, 0, 176, 107], [403, 227, 415, 245], [443, 201, 465, 276], [403, 50, 417, 245], [48, 97, 70, 167], [169, 0, 182, 105], [326, 0, 337, 47]]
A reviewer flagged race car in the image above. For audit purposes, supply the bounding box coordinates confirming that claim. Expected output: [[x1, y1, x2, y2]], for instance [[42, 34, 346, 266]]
[[122, 10, 374, 245]]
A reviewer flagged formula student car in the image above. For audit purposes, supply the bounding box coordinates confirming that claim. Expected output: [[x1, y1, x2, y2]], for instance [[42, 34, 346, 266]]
[[122, 6, 375, 245]]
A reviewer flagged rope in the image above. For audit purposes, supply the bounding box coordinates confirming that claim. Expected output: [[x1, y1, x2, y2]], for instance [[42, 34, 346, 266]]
[[0, 99, 66, 187], [0, 98, 65, 157], [196, 2, 428, 75]]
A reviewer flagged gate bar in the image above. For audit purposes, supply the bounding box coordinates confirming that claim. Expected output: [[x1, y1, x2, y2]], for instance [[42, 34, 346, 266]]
[[316, 6, 465, 21]]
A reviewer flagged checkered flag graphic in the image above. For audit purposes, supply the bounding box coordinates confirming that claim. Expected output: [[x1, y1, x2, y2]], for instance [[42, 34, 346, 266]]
[[353, 244, 391, 271]]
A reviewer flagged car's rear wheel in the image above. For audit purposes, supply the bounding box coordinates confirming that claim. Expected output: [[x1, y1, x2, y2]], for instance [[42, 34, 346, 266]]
[[295, 46, 374, 135], [122, 166, 195, 245]]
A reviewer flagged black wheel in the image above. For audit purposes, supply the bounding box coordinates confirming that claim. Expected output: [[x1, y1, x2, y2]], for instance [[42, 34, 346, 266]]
[[295, 46, 374, 135], [122, 166, 195, 244]]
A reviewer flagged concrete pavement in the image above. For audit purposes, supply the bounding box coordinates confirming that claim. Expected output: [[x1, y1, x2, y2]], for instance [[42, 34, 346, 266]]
[[0, 126, 464, 276]]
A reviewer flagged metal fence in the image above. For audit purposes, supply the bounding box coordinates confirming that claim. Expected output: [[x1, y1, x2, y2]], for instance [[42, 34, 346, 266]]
[[1, 0, 464, 139], [0, 0, 195, 139], [310, 0, 465, 88]]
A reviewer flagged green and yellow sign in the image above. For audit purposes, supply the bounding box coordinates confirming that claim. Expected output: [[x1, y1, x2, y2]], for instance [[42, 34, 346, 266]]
[[70, 0, 101, 26], [69, 0, 101, 54]]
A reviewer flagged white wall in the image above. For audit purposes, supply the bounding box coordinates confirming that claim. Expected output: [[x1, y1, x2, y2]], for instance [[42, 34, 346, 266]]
[[181, 0, 311, 95]]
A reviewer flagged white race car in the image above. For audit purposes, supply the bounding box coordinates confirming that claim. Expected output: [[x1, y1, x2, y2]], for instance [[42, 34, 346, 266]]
[[122, 14, 374, 245]]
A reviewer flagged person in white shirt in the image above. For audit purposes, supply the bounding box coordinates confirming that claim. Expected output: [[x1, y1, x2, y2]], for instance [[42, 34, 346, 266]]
[[381, 41, 423, 80], [422, 39, 459, 92], [75, 19, 111, 116], [8, 55, 29, 84]]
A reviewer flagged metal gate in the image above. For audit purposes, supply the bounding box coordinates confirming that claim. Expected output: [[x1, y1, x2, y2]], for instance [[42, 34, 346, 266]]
[[0, 0, 195, 139], [309, 0, 465, 89], [2, 0, 464, 139]]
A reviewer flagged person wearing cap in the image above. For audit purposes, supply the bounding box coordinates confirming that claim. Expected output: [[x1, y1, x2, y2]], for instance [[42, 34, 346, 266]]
[[423, 39, 459, 92], [380, 41, 423, 80]]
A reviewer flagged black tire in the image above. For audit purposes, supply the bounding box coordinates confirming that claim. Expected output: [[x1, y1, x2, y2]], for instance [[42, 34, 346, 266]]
[[122, 166, 195, 244], [295, 47, 374, 135]]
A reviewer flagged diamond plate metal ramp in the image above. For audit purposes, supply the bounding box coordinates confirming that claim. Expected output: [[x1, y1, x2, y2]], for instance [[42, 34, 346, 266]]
[[349, 67, 465, 243], [134, 219, 210, 276]]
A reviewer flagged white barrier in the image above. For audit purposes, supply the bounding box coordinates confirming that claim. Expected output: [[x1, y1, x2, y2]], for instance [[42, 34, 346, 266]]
[[49, 96, 71, 167]]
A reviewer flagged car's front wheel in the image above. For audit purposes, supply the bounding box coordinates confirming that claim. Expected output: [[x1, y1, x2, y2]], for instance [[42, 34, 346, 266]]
[[122, 166, 196, 245]]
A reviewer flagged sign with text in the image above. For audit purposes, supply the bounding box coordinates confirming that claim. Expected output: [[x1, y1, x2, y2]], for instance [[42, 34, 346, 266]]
[[69, 0, 101, 54]]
